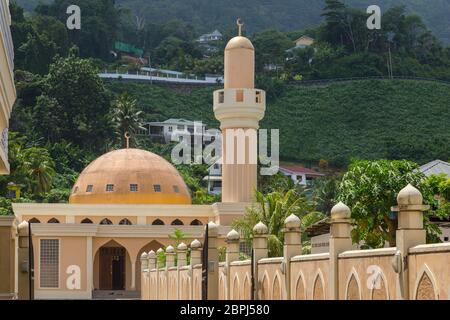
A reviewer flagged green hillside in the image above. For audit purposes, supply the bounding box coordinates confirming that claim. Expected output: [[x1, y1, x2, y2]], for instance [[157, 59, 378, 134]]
[[16, 0, 450, 43], [107, 79, 450, 167]]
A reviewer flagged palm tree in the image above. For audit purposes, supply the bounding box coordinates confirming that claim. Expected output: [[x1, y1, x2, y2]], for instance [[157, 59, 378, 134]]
[[169, 228, 189, 247], [233, 189, 325, 257], [19, 147, 56, 195], [111, 93, 145, 148]]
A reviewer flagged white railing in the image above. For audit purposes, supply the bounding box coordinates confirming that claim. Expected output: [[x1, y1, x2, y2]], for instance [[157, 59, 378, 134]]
[[99, 70, 223, 85]]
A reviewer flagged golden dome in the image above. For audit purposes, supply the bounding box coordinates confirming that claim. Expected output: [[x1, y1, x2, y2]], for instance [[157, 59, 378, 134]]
[[225, 36, 254, 51], [69, 148, 191, 204]]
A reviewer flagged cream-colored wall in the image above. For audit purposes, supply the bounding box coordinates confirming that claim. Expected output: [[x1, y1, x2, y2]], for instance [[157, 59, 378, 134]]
[[33, 236, 88, 298], [0, 223, 16, 299], [258, 259, 285, 300], [228, 261, 252, 300], [409, 246, 450, 300], [24, 215, 67, 224], [290, 257, 329, 300], [338, 254, 395, 300]]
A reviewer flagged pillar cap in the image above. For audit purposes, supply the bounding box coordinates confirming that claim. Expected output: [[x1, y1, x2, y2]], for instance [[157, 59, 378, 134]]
[[166, 245, 175, 253], [208, 221, 219, 236], [177, 242, 187, 251], [140, 252, 148, 260], [284, 214, 301, 229], [156, 248, 164, 254], [253, 221, 268, 235], [226, 229, 240, 241], [331, 202, 351, 219], [190, 239, 202, 249], [148, 250, 156, 258], [397, 184, 423, 205], [18, 220, 29, 235]]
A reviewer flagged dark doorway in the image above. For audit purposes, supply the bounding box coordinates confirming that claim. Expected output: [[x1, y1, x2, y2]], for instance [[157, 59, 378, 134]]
[[99, 247, 125, 290]]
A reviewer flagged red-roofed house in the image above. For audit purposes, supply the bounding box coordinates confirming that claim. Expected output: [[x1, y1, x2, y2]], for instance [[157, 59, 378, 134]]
[[279, 165, 325, 186]]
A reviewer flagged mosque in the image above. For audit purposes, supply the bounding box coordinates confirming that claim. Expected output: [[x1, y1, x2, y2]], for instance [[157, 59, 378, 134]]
[[11, 21, 266, 299]]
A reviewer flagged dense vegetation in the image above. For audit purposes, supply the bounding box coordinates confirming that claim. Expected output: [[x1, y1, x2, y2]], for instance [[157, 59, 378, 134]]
[[106, 80, 450, 167], [18, 0, 450, 44]]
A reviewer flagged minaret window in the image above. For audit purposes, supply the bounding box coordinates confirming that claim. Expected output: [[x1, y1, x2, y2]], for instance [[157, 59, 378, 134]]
[[106, 184, 114, 192], [153, 184, 161, 192], [256, 91, 262, 103], [236, 90, 244, 102], [86, 185, 93, 192], [218, 91, 224, 103], [130, 184, 138, 192]]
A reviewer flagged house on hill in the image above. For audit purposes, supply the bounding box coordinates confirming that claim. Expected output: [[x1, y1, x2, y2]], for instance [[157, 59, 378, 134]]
[[279, 165, 324, 186], [197, 30, 223, 43]]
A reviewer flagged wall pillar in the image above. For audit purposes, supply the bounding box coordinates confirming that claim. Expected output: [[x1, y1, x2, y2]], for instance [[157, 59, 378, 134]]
[[17, 220, 29, 300], [392, 184, 428, 300], [177, 243, 187, 299], [139, 252, 148, 299], [207, 222, 219, 300], [190, 239, 202, 300], [252, 222, 268, 300], [329, 202, 353, 300], [225, 229, 240, 299], [156, 248, 164, 300], [283, 214, 302, 300], [147, 250, 156, 300]]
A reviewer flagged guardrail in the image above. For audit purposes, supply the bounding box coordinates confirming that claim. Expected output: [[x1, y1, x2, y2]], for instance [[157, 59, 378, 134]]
[[99, 70, 223, 85], [287, 76, 450, 86]]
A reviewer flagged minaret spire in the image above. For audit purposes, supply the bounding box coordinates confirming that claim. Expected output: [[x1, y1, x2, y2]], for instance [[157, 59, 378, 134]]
[[124, 132, 130, 149], [237, 18, 244, 36]]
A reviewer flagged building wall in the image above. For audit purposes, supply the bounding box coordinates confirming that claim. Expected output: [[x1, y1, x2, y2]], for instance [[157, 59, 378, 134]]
[[0, 217, 16, 299], [0, 0, 16, 174]]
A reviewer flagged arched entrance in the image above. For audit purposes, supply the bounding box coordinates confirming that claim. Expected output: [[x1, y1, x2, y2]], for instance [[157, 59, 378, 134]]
[[135, 240, 164, 291], [96, 240, 128, 290]]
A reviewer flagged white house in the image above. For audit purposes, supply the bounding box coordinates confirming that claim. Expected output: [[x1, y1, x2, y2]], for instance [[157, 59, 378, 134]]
[[197, 30, 223, 44], [279, 165, 324, 186], [203, 161, 222, 195]]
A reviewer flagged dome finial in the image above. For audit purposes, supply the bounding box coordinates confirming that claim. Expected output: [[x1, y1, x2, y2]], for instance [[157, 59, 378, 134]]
[[237, 18, 244, 36], [124, 132, 130, 149]]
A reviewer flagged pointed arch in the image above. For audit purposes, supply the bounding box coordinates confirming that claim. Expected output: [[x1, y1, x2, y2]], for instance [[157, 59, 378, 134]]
[[345, 268, 362, 300], [81, 218, 93, 224], [152, 219, 164, 225], [219, 273, 226, 300], [272, 272, 282, 300], [48, 217, 60, 223], [369, 267, 389, 300], [232, 275, 240, 300], [243, 274, 251, 300], [99, 218, 112, 225], [171, 219, 184, 225], [28, 218, 40, 223], [294, 271, 307, 300], [190, 219, 203, 225], [413, 264, 439, 300], [312, 269, 325, 300], [259, 271, 270, 300], [119, 218, 132, 225]]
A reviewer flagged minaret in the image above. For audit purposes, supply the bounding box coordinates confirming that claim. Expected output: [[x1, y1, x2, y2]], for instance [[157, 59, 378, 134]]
[[213, 19, 266, 203]]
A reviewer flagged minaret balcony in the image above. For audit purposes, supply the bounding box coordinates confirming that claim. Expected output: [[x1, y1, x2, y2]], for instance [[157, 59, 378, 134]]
[[213, 88, 266, 111]]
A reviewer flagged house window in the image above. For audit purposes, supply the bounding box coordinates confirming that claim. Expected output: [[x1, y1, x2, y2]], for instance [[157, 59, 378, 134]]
[[168, 126, 173, 132], [153, 184, 161, 192], [177, 125, 184, 130], [236, 90, 244, 102], [86, 185, 93, 192], [40, 239, 59, 288], [173, 185, 180, 193], [218, 91, 224, 103], [214, 163, 219, 169], [130, 184, 138, 192], [106, 184, 114, 192], [445, 237, 449, 242]]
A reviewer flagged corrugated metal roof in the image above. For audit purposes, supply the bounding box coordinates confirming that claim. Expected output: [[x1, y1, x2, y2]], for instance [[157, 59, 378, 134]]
[[419, 160, 450, 177]]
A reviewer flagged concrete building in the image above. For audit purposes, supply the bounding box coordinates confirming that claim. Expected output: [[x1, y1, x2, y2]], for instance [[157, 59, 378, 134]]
[[0, 0, 16, 174], [9, 21, 266, 300], [197, 30, 223, 44], [203, 162, 222, 195]]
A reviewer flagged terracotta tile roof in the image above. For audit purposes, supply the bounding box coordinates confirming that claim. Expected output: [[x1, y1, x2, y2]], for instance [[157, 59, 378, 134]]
[[279, 165, 325, 177]]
